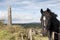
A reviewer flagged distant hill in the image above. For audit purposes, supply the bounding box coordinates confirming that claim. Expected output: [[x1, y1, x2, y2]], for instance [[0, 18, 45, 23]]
[[19, 23, 41, 28], [5, 23, 42, 28]]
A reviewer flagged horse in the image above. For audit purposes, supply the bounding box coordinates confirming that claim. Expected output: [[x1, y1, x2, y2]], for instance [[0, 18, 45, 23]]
[[40, 8, 60, 40]]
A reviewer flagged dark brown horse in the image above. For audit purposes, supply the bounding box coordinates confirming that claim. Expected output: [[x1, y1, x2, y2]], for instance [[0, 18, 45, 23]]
[[40, 8, 60, 40]]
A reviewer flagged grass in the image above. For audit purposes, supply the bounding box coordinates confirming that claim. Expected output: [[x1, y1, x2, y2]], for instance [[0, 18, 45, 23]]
[[0, 30, 11, 40], [0, 25, 48, 40]]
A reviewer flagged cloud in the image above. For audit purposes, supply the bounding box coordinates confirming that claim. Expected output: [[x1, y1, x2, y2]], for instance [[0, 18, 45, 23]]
[[12, 12, 40, 23], [0, 10, 40, 23], [0, 11, 8, 20], [0, 0, 60, 23]]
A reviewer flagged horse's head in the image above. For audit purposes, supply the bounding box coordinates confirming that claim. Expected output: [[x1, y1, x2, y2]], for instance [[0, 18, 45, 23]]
[[40, 8, 52, 36]]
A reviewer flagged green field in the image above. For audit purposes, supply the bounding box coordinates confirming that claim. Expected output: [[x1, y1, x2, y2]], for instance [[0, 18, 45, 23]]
[[0, 23, 48, 40]]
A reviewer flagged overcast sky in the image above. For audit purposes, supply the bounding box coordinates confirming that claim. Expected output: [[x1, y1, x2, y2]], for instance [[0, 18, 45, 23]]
[[0, 0, 60, 23]]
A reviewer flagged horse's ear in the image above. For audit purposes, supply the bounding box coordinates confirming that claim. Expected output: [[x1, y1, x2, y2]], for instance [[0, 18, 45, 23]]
[[47, 8, 51, 12], [40, 9, 43, 14]]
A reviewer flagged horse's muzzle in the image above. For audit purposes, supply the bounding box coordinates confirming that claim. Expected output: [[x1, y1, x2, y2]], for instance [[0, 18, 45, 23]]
[[42, 28, 47, 36]]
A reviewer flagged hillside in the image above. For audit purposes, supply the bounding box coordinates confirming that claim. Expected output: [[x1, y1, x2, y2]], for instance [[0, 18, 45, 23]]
[[20, 23, 41, 28], [0, 23, 48, 40]]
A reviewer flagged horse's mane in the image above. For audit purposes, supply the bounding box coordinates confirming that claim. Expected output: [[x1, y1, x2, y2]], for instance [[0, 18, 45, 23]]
[[50, 12, 57, 18], [46, 8, 57, 18]]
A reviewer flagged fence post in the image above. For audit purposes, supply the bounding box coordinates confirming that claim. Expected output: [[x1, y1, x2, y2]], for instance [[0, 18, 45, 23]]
[[28, 28, 32, 40], [52, 32, 54, 40], [21, 33, 24, 40], [8, 5, 12, 27]]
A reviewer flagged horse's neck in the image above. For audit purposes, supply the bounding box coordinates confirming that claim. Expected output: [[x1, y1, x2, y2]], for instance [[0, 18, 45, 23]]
[[59, 21, 60, 27], [51, 18, 60, 32], [52, 18, 59, 27], [59, 22, 60, 32]]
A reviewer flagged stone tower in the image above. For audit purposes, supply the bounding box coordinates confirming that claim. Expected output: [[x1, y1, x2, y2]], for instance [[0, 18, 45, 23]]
[[8, 5, 12, 26]]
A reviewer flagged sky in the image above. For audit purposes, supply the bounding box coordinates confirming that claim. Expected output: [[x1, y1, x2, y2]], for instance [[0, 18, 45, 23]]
[[0, 0, 60, 23]]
